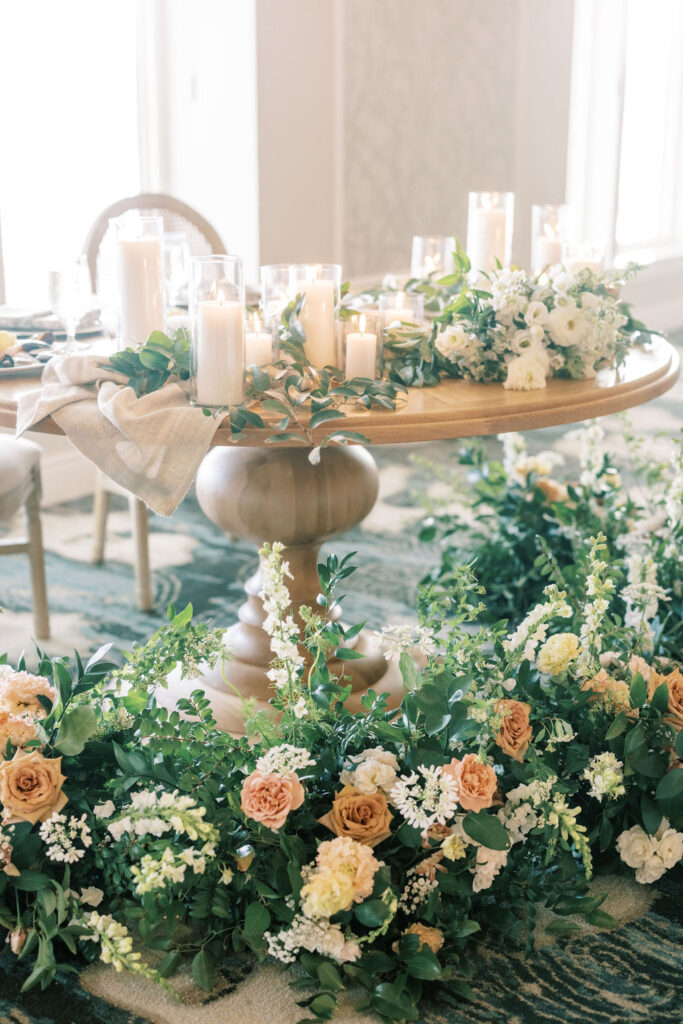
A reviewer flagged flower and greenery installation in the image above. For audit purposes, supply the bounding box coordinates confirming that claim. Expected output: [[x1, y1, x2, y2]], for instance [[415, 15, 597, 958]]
[[1, 525, 682, 1022], [104, 247, 657, 453], [418, 421, 683, 661]]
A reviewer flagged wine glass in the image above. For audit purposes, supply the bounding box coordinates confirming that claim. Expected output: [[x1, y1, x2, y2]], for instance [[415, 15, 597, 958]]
[[163, 231, 191, 309], [47, 256, 93, 354]]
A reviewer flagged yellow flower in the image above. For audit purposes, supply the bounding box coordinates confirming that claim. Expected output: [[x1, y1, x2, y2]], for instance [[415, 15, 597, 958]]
[[300, 869, 355, 919], [537, 633, 580, 676], [441, 834, 467, 861], [315, 836, 380, 903]]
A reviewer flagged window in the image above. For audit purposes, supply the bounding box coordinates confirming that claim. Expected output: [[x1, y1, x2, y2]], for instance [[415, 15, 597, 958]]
[[567, 0, 683, 266], [0, 0, 142, 305]]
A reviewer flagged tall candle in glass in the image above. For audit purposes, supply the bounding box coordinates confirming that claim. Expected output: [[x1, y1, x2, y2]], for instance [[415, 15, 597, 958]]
[[190, 255, 245, 408], [466, 192, 514, 272], [342, 313, 383, 381], [410, 235, 456, 278], [289, 264, 341, 368], [113, 214, 165, 349], [530, 204, 567, 273]]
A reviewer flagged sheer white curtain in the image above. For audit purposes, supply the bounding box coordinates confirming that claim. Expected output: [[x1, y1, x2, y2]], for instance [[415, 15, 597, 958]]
[[567, 0, 683, 267]]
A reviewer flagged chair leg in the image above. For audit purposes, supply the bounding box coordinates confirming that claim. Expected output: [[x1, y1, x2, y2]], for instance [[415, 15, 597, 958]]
[[24, 486, 50, 640], [128, 494, 153, 612], [92, 469, 110, 563]]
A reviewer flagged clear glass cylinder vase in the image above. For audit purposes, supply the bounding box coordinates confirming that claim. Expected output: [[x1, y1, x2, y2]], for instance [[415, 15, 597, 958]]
[[465, 191, 514, 272], [112, 213, 165, 349], [288, 263, 342, 368], [339, 312, 383, 381], [410, 235, 456, 278], [530, 204, 567, 273], [190, 255, 245, 408]]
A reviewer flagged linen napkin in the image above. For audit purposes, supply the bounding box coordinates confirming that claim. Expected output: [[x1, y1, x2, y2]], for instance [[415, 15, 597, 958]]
[[15, 354, 221, 517]]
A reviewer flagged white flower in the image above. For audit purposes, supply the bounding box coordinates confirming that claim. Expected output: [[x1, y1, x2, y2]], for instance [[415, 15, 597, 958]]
[[503, 351, 548, 391], [377, 624, 437, 661], [435, 324, 476, 361], [93, 800, 115, 819], [546, 302, 586, 347], [390, 764, 459, 830], [524, 301, 548, 326], [655, 821, 683, 869], [79, 886, 104, 908], [582, 752, 625, 801], [616, 825, 656, 869], [472, 847, 508, 892], [255, 743, 315, 776], [292, 697, 308, 719], [340, 748, 399, 795], [635, 856, 667, 884]]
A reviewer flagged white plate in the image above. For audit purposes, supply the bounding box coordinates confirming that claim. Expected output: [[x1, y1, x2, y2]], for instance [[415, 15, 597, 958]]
[[0, 360, 45, 378]]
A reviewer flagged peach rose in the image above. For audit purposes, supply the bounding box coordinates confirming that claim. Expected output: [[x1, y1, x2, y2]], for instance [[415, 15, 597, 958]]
[[663, 668, 683, 732], [318, 785, 393, 848], [401, 923, 444, 955], [581, 669, 633, 717], [0, 713, 38, 759], [0, 668, 56, 719], [240, 769, 304, 831], [443, 754, 497, 812], [494, 699, 532, 762], [536, 478, 569, 504], [0, 750, 67, 824]]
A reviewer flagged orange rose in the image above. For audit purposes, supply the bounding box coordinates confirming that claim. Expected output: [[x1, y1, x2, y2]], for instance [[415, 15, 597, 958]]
[[536, 478, 569, 504], [318, 785, 393, 848], [443, 754, 497, 812], [0, 750, 67, 824], [240, 769, 304, 831], [581, 669, 633, 717], [663, 668, 683, 732], [494, 699, 532, 762], [401, 923, 444, 955]]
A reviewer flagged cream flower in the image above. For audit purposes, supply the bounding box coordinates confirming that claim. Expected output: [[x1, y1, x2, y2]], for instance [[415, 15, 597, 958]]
[[0, 713, 38, 758], [435, 324, 476, 361], [315, 836, 380, 903], [0, 668, 56, 720], [546, 303, 586, 348], [503, 351, 548, 391], [300, 869, 355, 919], [536, 633, 581, 675], [616, 825, 655, 868], [635, 856, 667, 884]]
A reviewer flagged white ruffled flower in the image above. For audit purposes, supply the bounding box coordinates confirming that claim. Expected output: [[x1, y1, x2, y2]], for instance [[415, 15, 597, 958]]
[[435, 324, 477, 361], [340, 747, 399, 795], [546, 302, 586, 348], [503, 351, 548, 391], [582, 752, 625, 801], [616, 825, 656, 869]]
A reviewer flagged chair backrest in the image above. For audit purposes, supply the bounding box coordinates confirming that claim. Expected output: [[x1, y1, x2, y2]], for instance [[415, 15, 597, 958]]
[[82, 193, 227, 296]]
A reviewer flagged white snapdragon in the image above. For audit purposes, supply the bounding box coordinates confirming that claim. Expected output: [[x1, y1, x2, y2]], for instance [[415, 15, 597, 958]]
[[84, 912, 145, 974], [503, 584, 572, 663], [377, 624, 437, 662], [498, 432, 527, 480], [259, 541, 305, 689], [622, 553, 669, 647], [472, 847, 509, 892], [390, 764, 459, 830], [93, 800, 116, 819], [106, 790, 218, 845], [39, 813, 92, 864], [582, 752, 625, 802], [129, 842, 215, 895], [255, 744, 315, 776]]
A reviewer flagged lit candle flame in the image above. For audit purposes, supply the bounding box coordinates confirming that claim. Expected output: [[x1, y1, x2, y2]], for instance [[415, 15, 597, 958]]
[[481, 191, 500, 211], [217, 288, 225, 306], [544, 222, 558, 241], [359, 314, 366, 336], [397, 292, 404, 309], [254, 312, 261, 332]]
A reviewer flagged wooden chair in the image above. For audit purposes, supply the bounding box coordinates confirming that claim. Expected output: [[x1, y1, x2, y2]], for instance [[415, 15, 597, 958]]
[[82, 194, 227, 612], [0, 436, 50, 639]]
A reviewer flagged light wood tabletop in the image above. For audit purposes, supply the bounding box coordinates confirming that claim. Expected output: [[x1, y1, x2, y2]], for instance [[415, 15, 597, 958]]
[[0, 334, 678, 446]]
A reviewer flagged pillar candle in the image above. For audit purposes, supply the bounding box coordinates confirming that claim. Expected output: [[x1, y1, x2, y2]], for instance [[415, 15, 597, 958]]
[[116, 237, 164, 346], [532, 233, 563, 273], [245, 326, 272, 366], [195, 297, 245, 406], [466, 207, 507, 272], [381, 294, 419, 328], [565, 256, 602, 274], [345, 318, 377, 380], [295, 277, 337, 366]]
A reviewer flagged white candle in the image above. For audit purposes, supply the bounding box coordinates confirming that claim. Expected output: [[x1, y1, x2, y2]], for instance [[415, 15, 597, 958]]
[[245, 315, 272, 366], [532, 230, 563, 273], [345, 316, 377, 380], [565, 257, 602, 274], [381, 293, 419, 328], [467, 206, 507, 272], [116, 236, 164, 346], [195, 295, 245, 406], [295, 273, 337, 367]]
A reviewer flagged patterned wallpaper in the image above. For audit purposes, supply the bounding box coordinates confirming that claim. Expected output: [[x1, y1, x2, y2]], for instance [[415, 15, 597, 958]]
[[340, 0, 572, 277]]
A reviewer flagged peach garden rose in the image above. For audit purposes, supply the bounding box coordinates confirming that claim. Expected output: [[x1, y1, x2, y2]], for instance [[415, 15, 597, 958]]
[[663, 668, 683, 731], [494, 699, 533, 762], [240, 769, 304, 831], [0, 750, 67, 824], [0, 713, 38, 759], [0, 668, 56, 720], [442, 754, 497, 812], [318, 785, 393, 848]]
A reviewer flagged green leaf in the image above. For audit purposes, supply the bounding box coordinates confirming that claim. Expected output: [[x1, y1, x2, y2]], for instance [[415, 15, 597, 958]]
[[675, 729, 683, 760], [265, 432, 307, 444], [630, 754, 667, 779], [451, 918, 481, 938], [372, 983, 420, 1022], [605, 712, 628, 740], [309, 408, 346, 430], [317, 962, 344, 992], [463, 811, 510, 851], [651, 681, 670, 715], [10, 871, 51, 892], [406, 949, 442, 980], [587, 909, 617, 928], [244, 901, 271, 937], [192, 949, 216, 993], [424, 711, 451, 735], [55, 706, 97, 756], [333, 647, 366, 661], [139, 348, 170, 370], [656, 768, 683, 802], [630, 672, 647, 709], [545, 919, 582, 934], [640, 793, 662, 835], [399, 651, 420, 691], [355, 898, 391, 928]]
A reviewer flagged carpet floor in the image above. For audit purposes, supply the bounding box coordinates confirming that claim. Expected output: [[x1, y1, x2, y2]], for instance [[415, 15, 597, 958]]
[[0, 337, 681, 1022]]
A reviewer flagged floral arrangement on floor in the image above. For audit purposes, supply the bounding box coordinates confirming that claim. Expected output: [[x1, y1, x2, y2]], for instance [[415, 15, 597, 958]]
[[418, 420, 683, 660], [1, 534, 682, 1022], [103, 245, 657, 452]]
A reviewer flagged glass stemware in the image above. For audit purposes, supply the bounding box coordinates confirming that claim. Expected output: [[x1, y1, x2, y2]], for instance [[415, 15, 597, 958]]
[[47, 256, 93, 354], [163, 231, 191, 309]]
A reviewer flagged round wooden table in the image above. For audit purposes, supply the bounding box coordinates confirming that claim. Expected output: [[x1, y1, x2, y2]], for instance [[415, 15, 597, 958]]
[[1, 336, 679, 731]]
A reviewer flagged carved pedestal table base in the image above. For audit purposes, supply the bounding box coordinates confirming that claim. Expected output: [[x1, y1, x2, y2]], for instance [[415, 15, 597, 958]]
[[162, 444, 404, 733]]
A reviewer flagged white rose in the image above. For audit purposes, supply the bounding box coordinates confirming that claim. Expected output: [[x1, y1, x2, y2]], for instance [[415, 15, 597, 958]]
[[655, 828, 683, 869], [524, 301, 548, 326], [435, 324, 475, 361], [635, 855, 667, 884], [616, 825, 655, 868], [354, 758, 398, 794], [503, 352, 548, 391], [546, 303, 586, 347]]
